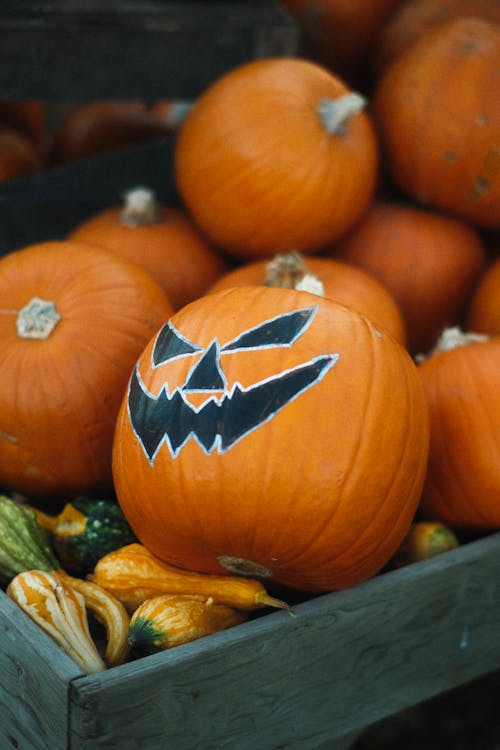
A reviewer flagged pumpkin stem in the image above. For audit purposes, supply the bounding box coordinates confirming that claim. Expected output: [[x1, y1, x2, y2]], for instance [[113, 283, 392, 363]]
[[16, 297, 61, 340], [254, 590, 295, 615], [417, 326, 490, 361], [318, 92, 366, 136], [265, 250, 325, 296], [121, 186, 161, 227]]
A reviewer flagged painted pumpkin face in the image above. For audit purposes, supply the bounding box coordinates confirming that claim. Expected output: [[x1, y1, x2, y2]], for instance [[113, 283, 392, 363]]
[[113, 286, 429, 592]]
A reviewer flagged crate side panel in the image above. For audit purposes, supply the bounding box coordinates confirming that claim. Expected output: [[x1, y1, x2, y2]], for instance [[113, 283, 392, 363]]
[[68, 533, 500, 750], [0, 2, 298, 99], [0, 590, 83, 750]]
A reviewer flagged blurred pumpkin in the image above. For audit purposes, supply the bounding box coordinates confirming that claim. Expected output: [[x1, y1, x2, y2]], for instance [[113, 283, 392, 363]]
[[466, 255, 500, 336], [0, 126, 42, 181]]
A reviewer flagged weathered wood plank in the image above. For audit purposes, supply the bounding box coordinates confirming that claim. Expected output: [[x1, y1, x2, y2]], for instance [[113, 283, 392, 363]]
[[0, 137, 178, 253], [67, 532, 500, 750], [0, 1, 298, 99], [0, 589, 83, 750]]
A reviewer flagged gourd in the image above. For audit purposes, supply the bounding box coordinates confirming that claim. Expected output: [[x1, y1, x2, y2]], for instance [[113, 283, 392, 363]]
[[91, 543, 290, 613], [7, 570, 107, 674], [0, 239, 173, 502], [30, 497, 138, 577], [128, 594, 247, 654], [465, 256, 500, 336], [68, 187, 228, 310], [388, 521, 459, 568], [112, 285, 430, 592], [0, 494, 130, 667], [372, 17, 500, 229], [207, 250, 407, 346], [48, 100, 170, 164], [373, 0, 500, 75], [175, 57, 379, 259], [331, 198, 488, 354], [417, 328, 500, 528]]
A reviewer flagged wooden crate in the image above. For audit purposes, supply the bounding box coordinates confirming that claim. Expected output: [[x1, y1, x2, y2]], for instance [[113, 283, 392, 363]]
[[0, 1, 299, 100], [2, 531, 500, 750]]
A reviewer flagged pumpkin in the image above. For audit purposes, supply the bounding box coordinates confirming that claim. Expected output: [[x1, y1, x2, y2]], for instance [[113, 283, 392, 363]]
[[128, 594, 247, 654], [68, 187, 228, 310], [0, 240, 173, 503], [331, 198, 488, 355], [280, 0, 403, 89], [373, 0, 500, 75], [371, 17, 500, 229], [417, 328, 500, 528], [112, 285, 429, 592], [48, 100, 170, 165], [0, 126, 42, 182], [0, 99, 46, 147], [7, 570, 107, 674], [387, 520, 459, 568], [465, 256, 500, 336], [91, 543, 290, 614], [207, 250, 406, 345], [174, 57, 379, 259]]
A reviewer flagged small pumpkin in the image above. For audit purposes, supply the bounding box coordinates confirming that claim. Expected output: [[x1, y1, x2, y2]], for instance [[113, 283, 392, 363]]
[[417, 328, 500, 528], [68, 187, 228, 310], [207, 250, 406, 345], [91, 542, 289, 614], [112, 285, 429, 592], [175, 57, 379, 259], [465, 256, 500, 336], [7, 570, 107, 674], [331, 198, 488, 354], [0, 240, 173, 503], [128, 594, 247, 654], [0, 99, 46, 147], [48, 100, 170, 165], [372, 17, 500, 229], [373, 0, 500, 75], [387, 520, 459, 568]]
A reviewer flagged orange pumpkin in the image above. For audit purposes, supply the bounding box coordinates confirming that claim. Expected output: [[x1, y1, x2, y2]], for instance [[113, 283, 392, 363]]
[[418, 329, 500, 528], [112, 285, 429, 592], [371, 17, 500, 229], [174, 57, 379, 259], [331, 198, 488, 355], [373, 0, 500, 75], [68, 187, 228, 311], [48, 101, 170, 165], [0, 240, 173, 504], [0, 126, 42, 182], [207, 250, 406, 345], [466, 256, 500, 336], [281, 0, 403, 89]]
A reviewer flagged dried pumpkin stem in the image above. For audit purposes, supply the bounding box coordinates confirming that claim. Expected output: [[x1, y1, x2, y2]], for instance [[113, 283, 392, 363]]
[[121, 186, 161, 227], [416, 326, 490, 361], [318, 92, 366, 136], [265, 250, 325, 297], [16, 297, 61, 339]]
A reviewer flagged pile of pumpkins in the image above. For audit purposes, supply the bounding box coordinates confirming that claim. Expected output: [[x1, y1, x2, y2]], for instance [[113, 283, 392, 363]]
[[1, 0, 499, 612]]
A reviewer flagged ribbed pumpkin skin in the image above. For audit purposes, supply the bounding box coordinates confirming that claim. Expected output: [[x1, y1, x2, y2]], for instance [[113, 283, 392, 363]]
[[68, 204, 228, 310], [174, 58, 379, 259], [372, 18, 500, 229], [418, 338, 500, 528], [113, 286, 429, 592], [207, 255, 407, 346], [331, 199, 488, 354], [0, 241, 173, 504], [466, 257, 500, 336]]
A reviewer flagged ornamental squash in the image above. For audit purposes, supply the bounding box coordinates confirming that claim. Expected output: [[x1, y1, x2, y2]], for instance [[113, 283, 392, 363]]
[[387, 520, 459, 568], [112, 285, 429, 592], [68, 187, 228, 311], [207, 250, 406, 346], [417, 328, 500, 528], [0, 240, 173, 503], [372, 17, 500, 229], [331, 198, 488, 355], [174, 57, 379, 259]]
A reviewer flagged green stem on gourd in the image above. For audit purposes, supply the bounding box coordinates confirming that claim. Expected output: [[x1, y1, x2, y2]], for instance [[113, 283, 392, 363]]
[[318, 92, 366, 136]]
